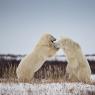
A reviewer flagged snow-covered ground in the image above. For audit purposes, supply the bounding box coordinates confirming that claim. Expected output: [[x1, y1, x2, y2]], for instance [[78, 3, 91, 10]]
[[0, 75, 95, 95], [48, 54, 95, 61], [0, 82, 95, 95]]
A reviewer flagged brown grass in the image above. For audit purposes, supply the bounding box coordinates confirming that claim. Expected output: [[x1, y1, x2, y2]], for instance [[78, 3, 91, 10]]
[[0, 55, 95, 84]]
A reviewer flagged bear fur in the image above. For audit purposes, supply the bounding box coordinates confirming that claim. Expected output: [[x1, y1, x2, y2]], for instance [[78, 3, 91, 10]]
[[58, 37, 91, 83], [16, 33, 59, 82]]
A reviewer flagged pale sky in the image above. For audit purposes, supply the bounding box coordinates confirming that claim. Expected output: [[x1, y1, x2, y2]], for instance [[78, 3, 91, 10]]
[[0, 0, 95, 54]]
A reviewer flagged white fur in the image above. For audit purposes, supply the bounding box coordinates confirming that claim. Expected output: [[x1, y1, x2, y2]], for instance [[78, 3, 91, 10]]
[[16, 33, 59, 82], [59, 38, 91, 83]]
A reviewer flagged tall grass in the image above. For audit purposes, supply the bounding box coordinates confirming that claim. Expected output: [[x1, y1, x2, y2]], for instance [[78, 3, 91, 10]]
[[0, 54, 95, 83], [0, 59, 67, 82]]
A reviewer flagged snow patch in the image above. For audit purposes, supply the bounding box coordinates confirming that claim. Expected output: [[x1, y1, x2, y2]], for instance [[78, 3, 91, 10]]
[[0, 82, 95, 95]]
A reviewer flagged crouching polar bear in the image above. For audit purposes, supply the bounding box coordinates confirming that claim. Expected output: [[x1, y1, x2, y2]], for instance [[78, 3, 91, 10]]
[[16, 33, 59, 82], [59, 37, 91, 83]]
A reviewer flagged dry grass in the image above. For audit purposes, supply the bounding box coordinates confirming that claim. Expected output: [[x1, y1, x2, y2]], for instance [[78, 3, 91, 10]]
[[2, 64, 17, 78], [0, 60, 67, 83]]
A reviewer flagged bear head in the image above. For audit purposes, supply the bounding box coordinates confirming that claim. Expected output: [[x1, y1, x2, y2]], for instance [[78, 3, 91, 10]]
[[37, 33, 59, 58]]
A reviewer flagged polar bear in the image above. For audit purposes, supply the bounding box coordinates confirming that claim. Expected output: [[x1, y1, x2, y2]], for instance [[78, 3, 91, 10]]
[[58, 37, 91, 83], [16, 33, 59, 82]]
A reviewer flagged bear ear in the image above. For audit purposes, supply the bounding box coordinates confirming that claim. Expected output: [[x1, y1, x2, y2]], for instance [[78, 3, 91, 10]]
[[42, 32, 56, 41], [58, 36, 66, 44], [60, 35, 72, 42]]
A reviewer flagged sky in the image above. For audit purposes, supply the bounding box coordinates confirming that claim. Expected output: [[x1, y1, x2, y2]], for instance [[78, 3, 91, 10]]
[[0, 0, 95, 55]]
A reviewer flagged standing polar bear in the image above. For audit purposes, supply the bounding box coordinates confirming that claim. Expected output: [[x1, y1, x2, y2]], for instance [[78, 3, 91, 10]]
[[16, 33, 59, 82], [59, 37, 91, 83]]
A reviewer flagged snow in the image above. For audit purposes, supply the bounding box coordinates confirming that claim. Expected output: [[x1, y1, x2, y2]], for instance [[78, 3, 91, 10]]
[[91, 74, 95, 81], [0, 54, 95, 95], [86, 55, 95, 61], [48, 55, 95, 62], [0, 54, 95, 61], [0, 75, 95, 95], [0, 82, 95, 95], [0, 55, 24, 61]]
